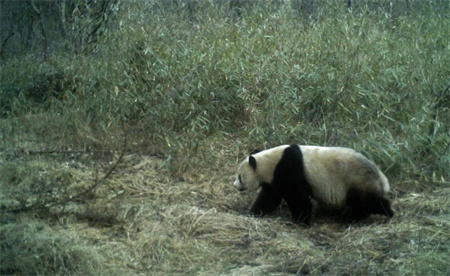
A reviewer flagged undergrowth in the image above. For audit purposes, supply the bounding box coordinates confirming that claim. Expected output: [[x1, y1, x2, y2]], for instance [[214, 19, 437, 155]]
[[1, 1, 449, 178]]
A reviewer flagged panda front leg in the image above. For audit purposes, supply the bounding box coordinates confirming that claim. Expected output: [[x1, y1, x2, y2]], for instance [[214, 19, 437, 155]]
[[250, 183, 282, 217], [283, 190, 313, 226]]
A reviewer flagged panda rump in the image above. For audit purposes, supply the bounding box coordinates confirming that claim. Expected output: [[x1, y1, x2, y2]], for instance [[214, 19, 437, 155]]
[[234, 144, 394, 224]]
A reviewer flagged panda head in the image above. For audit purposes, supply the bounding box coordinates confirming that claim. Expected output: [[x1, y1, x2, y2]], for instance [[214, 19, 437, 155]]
[[233, 146, 288, 192], [233, 155, 259, 192]]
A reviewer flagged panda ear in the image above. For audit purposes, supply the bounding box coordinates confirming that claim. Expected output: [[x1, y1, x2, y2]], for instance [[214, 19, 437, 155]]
[[250, 149, 261, 155], [249, 156, 257, 170]]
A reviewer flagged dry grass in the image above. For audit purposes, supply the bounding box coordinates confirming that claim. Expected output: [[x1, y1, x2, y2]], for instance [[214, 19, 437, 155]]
[[1, 150, 448, 275]]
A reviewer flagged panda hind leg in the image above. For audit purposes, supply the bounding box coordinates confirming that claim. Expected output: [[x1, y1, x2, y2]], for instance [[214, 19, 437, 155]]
[[367, 193, 394, 218], [345, 188, 394, 220], [344, 188, 369, 221]]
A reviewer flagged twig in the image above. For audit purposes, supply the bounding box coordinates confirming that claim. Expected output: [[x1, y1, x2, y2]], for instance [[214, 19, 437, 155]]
[[24, 149, 115, 155], [2, 149, 116, 159], [4, 134, 127, 213], [441, 139, 450, 156], [31, 0, 48, 58]]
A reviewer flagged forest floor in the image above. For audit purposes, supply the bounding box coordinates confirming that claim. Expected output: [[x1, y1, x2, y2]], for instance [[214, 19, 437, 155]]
[[1, 148, 449, 275]]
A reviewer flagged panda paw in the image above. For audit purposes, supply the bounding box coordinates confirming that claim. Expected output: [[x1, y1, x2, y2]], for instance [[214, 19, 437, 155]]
[[292, 213, 312, 227]]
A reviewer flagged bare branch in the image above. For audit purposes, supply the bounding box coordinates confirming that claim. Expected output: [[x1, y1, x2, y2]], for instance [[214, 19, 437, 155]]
[[30, 0, 48, 57], [3, 134, 128, 213]]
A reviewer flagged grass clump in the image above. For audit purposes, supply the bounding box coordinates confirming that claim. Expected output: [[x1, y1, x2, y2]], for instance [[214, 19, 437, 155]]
[[0, 219, 105, 275]]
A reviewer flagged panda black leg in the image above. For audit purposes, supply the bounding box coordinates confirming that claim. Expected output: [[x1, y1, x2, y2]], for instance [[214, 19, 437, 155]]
[[366, 193, 394, 218], [345, 188, 370, 221], [250, 184, 282, 217], [345, 188, 394, 220], [283, 190, 312, 225]]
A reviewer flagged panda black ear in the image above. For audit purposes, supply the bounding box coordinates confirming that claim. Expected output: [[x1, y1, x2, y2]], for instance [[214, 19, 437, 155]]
[[250, 149, 261, 155], [249, 156, 257, 170]]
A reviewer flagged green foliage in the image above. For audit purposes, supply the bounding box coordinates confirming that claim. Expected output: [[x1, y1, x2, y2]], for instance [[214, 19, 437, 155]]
[[1, 0, 449, 178]]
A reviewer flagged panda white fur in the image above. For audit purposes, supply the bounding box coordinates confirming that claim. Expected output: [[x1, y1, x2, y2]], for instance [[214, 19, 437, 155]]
[[233, 144, 394, 224]]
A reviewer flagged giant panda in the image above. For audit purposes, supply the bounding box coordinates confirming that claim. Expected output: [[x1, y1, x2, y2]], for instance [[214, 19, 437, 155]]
[[233, 144, 394, 225]]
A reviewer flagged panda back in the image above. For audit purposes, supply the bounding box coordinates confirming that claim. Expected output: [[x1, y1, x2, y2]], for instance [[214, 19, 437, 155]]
[[300, 146, 386, 207]]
